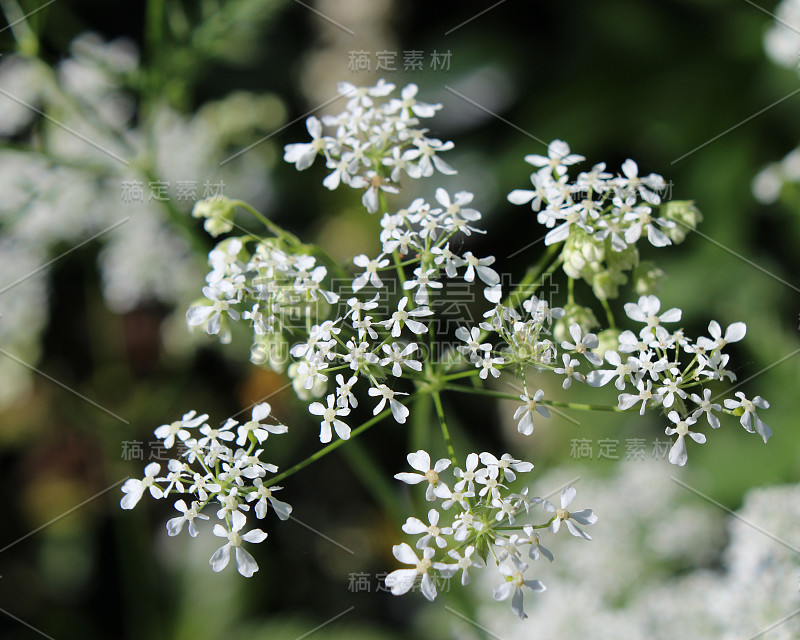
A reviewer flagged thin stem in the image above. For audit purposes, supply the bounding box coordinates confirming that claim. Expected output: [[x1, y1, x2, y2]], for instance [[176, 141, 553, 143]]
[[442, 384, 623, 412], [432, 390, 458, 467], [600, 297, 616, 330], [265, 396, 415, 487]]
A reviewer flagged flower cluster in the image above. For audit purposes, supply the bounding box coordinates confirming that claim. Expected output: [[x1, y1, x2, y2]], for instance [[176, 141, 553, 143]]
[[509, 140, 702, 300], [119, 404, 292, 577], [122, 80, 774, 616], [284, 80, 455, 212], [386, 449, 596, 619]]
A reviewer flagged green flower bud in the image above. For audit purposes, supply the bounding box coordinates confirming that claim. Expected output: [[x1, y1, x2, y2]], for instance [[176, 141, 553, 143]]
[[605, 242, 638, 274], [594, 328, 621, 359], [661, 200, 702, 244], [591, 268, 627, 300], [633, 260, 666, 296], [192, 196, 235, 237], [554, 303, 599, 343]]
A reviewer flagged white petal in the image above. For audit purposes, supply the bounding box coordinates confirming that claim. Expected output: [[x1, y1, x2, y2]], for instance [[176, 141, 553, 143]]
[[209, 544, 231, 572]]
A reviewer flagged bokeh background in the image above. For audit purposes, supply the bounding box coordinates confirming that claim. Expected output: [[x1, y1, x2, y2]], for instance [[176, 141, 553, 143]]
[[1, 0, 799, 638]]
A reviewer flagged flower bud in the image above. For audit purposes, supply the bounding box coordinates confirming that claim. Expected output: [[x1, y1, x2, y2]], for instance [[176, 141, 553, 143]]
[[591, 268, 627, 300], [661, 201, 702, 244], [554, 303, 599, 343], [192, 196, 236, 237], [594, 328, 621, 359], [633, 260, 666, 296]]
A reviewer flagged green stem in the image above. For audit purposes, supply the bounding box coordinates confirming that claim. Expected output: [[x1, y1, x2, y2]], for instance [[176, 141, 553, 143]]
[[265, 398, 414, 487], [432, 390, 458, 466], [441, 384, 623, 412], [600, 297, 616, 330]]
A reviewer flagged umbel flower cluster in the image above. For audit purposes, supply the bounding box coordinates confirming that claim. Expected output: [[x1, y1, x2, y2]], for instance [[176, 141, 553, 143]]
[[122, 80, 771, 617]]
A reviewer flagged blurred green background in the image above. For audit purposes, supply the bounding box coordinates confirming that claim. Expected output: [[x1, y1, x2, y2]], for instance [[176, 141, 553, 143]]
[[0, 0, 799, 638]]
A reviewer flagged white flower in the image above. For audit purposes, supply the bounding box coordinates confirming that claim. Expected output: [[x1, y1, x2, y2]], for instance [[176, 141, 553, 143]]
[[385, 543, 437, 601], [586, 351, 638, 390], [453, 453, 481, 493], [560, 323, 603, 366], [618, 379, 663, 415], [120, 462, 163, 509], [209, 511, 267, 578], [380, 342, 422, 377], [697, 320, 746, 352], [724, 392, 772, 443], [521, 525, 554, 562], [283, 116, 327, 170], [197, 418, 236, 447], [623, 295, 681, 336], [402, 509, 453, 549], [524, 139, 584, 176], [351, 254, 390, 292], [665, 411, 706, 466], [492, 555, 546, 620], [462, 251, 500, 286], [309, 394, 351, 443], [553, 354, 585, 389], [658, 375, 688, 409], [477, 351, 504, 379], [153, 410, 208, 448], [403, 267, 443, 305], [479, 452, 534, 482], [381, 297, 432, 337], [394, 449, 451, 501], [513, 390, 550, 436], [437, 545, 482, 586], [166, 499, 208, 537], [368, 384, 410, 423], [186, 282, 240, 336], [236, 402, 288, 446], [246, 479, 292, 520], [455, 326, 491, 360], [543, 485, 597, 539], [689, 388, 722, 429]]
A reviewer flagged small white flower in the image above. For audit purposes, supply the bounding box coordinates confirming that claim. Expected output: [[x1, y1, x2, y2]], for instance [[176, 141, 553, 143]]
[[380, 342, 422, 377], [513, 390, 550, 436], [120, 462, 163, 509], [492, 555, 546, 620], [246, 479, 292, 520], [209, 511, 267, 578], [462, 251, 500, 286], [553, 354, 585, 389], [690, 388, 722, 429], [543, 486, 597, 539], [385, 543, 437, 601], [236, 402, 288, 446], [153, 410, 208, 449], [382, 297, 432, 337], [665, 411, 706, 466], [283, 116, 327, 170], [697, 320, 746, 352], [724, 392, 772, 443], [618, 379, 662, 415], [166, 499, 208, 537], [368, 384, 410, 424], [560, 323, 603, 366], [403, 267, 443, 305], [402, 509, 453, 549], [309, 394, 351, 443], [624, 295, 681, 337], [436, 545, 482, 586], [477, 351, 504, 379], [479, 452, 533, 482], [524, 139, 584, 176], [394, 449, 451, 501]]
